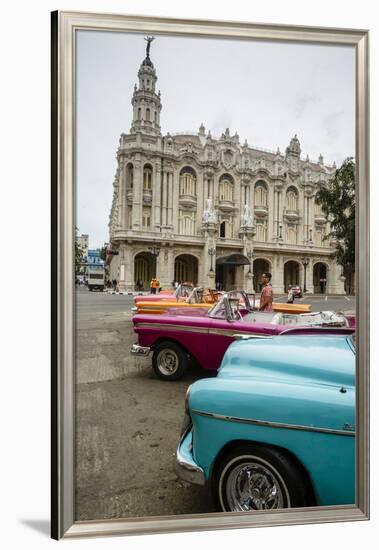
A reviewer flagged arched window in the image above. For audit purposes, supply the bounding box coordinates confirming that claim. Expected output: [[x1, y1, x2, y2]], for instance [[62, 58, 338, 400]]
[[146, 108, 150, 122], [179, 210, 196, 235], [126, 163, 133, 189], [219, 175, 234, 201], [254, 181, 268, 207], [179, 167, 196, 196], [143, 164, 153, 190], [286, 186, 298, 210], [255, 221, 268, 242], [137, 108, 141, 120], [154, 111, 157, 124], [286, 225, 298, 244]]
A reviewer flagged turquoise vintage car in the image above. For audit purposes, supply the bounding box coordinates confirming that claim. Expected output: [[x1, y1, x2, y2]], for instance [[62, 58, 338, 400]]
[[175, 334, 355, 511]]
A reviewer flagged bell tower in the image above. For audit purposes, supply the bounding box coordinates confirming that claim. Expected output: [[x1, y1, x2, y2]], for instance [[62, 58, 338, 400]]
[[285, 134, 301, 172], [131, 36, 162, 136]]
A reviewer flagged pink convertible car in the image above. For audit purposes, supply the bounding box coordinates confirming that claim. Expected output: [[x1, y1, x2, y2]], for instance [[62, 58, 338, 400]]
[[131, 291, 355, 381]]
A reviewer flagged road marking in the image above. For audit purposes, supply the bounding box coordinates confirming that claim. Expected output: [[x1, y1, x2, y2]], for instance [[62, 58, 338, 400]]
[[325, 296, 328, 301], [344, 296, 351, 301]]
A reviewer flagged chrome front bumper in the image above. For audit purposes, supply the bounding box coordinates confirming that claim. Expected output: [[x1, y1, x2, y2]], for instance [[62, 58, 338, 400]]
[[174, 429, 205, 486], [130, 343, 151, 356]]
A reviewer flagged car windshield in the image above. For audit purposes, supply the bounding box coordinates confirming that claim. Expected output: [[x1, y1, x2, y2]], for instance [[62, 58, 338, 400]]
[[208, 291, 250, 320], [186, 287, 203, 304]]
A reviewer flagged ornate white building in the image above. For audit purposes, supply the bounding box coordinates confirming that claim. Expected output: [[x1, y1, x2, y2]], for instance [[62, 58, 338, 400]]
[[108, 38, 346, 295]]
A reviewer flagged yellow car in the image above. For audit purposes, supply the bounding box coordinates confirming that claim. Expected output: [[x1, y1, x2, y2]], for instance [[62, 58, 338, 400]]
[[133, 288, 311, 315]]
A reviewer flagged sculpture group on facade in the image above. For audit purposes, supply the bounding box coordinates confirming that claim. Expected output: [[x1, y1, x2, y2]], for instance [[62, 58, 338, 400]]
[[240, 204, 254, 229], [202, 197, 218, 225]]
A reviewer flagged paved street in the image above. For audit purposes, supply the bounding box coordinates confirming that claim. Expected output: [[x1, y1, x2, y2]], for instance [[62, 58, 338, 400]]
[[75, 287, 215, 521], [75, 287, 355, 521]]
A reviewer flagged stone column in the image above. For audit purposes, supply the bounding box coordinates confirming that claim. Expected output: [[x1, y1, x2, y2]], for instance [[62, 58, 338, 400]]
[[116, 166, 123, 228], [154, 162, 162, 230], [118, 242, 133, 292], [117, 159, 125, 228], [162, 171, 168, 227], [273, 190, 278, 238], [173, 170, 180, 233], [167, 171, 174, 228], [327, 260, 346, 295], [278, 191, 284, 241], [234, 180, 241, 238], [307, 257, 315, 294], [271, 254, 284, 295], [156, 249, 165, 287], [122, 162, 129, 229], [309, 195, 315, 244], [132, 159, 141, 229], [300, 192, 306, 243], [156, 246, 173, 288], [250, 183, 255, 234], [267, 183, 275, 242]]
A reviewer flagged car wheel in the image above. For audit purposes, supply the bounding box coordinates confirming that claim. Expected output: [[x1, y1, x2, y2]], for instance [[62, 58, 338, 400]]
[[214, 444, 311, 511], [152, 341, 189, 381]]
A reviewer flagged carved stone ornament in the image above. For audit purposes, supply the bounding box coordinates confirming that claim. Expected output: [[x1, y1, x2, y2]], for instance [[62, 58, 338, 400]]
[[240, 204, 253, 228], [202, 197, 218, 224], [223, 149, 234, 169]]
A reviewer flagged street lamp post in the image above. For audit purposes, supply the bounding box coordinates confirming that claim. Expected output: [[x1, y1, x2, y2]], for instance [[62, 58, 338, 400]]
[[208, 247, 216, 272], [301, 256, 310, 294], [148, 245, 161, 278]]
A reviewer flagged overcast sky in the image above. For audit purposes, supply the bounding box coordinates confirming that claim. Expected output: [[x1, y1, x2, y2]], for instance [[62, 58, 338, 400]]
[[76, 30, 355, 249]]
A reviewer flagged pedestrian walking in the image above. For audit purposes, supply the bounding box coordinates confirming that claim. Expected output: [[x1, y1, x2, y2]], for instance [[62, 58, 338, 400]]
[[259, 272, 273, 312]]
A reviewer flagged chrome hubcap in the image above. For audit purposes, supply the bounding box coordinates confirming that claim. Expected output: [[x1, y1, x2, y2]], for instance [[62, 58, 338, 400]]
[[225, 461, 285, 511], [156, 349, 179, 375]]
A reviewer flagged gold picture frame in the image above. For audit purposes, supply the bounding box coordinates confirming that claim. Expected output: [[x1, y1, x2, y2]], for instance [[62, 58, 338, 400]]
[[51, 10, 369, 540]]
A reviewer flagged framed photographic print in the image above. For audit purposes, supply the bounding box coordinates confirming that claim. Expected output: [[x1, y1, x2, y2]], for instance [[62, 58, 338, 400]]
[[51, 11, 369, 540]]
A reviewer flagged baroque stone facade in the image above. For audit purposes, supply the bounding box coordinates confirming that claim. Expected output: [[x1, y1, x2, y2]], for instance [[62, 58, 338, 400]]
[[108, 38, 346, 295]]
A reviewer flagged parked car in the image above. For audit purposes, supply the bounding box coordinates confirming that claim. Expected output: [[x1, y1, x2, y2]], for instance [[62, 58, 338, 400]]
[[132, 287, 220, 314], [131, 291, 355, 380], [175, 334, 356, 511], [133, 288, 311, 315], [134, 283, 195, 304]]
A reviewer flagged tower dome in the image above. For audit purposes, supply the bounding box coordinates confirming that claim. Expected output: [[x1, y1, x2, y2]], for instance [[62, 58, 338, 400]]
[[286, 134, 301, 157], [130, 37, 162, 136]]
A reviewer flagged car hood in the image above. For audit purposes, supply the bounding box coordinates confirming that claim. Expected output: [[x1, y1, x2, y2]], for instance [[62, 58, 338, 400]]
[[217, 334, 355, 388]]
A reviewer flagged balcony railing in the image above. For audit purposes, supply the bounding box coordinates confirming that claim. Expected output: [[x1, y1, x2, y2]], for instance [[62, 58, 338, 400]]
[[283, 209, 300, 222], [143, 189, 152, 204], [218, 199, 234, 212], [254, 204, 269, 218], [179, 194, 197, 208]]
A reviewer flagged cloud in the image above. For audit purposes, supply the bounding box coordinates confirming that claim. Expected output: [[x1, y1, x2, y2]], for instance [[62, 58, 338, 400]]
[[294, 92, 321, 118], [322, 111, 345, 139]]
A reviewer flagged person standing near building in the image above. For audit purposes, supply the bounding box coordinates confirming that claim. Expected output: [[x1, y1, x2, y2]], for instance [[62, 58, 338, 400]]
[[259, 272, 273, 312], [287, 285, 295, 304], [150, 277, 159, 294]]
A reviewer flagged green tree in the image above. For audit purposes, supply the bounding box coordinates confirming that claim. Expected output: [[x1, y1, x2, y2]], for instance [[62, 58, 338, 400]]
[[315, 157, 355, 270], [75, 227, 84, 275], [99, 246, 107, 262]]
